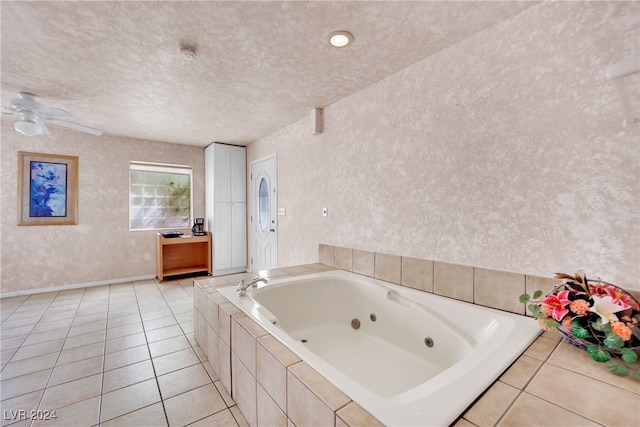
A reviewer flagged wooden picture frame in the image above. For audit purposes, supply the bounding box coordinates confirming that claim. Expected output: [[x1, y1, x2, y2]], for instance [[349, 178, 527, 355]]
[[18, 151, 78, 226]]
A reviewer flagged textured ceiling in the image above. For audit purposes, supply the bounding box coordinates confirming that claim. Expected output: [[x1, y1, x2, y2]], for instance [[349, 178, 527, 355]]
[[1, 1, 534, 146]]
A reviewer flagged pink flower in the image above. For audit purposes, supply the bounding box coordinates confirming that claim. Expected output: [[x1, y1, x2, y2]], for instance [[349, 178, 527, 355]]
[[589, 283, 638, 310], [542, 290, 571, 321], [608, 289, 638, 310], [589, 283, 613, 298]]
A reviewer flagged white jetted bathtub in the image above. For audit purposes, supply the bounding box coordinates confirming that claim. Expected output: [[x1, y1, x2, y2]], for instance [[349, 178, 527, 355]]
[[219, 270, 540, 426]]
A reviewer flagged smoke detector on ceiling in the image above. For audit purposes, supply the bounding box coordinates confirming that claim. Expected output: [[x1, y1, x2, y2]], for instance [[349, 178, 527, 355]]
[[180, 45, 198, 60]]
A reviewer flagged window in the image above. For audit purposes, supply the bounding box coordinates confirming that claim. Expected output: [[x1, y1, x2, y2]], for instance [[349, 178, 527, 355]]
[[258, 177, 269, 234], [129, 162, 192, 230]]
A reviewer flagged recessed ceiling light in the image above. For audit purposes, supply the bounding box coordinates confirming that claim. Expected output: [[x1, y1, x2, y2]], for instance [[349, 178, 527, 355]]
[[328, 30, 354, 48]]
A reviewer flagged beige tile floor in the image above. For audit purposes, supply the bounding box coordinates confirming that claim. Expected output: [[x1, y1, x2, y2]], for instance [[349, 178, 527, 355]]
[[0, 275, 247, 427]]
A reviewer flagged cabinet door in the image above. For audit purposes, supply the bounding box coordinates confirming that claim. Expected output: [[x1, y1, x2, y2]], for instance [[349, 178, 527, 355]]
[[230, 202, 247, 268], [214, 202, 231, 270], [230, 146, 246, 203], [214, 144, 231, 202]]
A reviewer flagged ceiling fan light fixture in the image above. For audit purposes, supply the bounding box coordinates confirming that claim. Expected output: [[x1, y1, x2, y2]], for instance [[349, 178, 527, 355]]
[[14, 120, 43, 136], [4, 93, 98, 136], [328, 30, 354, 48]]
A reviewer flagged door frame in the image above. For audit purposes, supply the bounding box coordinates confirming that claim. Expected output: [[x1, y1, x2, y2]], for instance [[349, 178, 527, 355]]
[[249, 153, 277, 272]]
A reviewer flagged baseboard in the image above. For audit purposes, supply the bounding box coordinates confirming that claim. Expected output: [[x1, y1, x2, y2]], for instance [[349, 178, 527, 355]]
[[0, 275, 157, 299], [213, 267, 247, 277]]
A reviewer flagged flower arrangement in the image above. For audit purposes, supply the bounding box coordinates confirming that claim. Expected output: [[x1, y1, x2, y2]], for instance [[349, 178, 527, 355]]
[[520, 272, 640, 380]]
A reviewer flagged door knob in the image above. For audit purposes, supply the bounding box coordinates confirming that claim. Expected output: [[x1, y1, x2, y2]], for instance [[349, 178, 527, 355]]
[[270, 229, 275, 232]]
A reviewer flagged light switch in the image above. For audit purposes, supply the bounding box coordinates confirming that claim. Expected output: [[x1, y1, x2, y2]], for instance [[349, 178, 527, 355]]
[[278, 207, 286, 216], [322, 207, 328, 217]]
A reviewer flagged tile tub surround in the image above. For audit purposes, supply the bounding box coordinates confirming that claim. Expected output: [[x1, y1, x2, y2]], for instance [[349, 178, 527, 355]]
[[321, 243, 551, 315], [320, 243, 640, 316], [195, 260, 640, 426], [194, 264, 385, 427]]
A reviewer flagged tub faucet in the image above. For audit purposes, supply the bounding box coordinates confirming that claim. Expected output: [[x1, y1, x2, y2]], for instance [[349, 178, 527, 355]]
[[237, 275, 268, 296]]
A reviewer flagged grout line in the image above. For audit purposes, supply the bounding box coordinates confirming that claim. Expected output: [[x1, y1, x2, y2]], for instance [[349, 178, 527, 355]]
[[101, 282, 166, 423], [432, 259, 435, 294], [31, 289, 83, 427], [133, 279, 170, 427], [96, 282, 118, 426], [472, 266, 476, 305], [1, 279, 235, 427], [1, 295, 60, 370], [150, 276, 228, 425], [491, 337, 564, 426]]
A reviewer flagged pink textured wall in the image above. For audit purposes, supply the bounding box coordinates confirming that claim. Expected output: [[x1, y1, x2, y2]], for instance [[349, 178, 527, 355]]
[[248, 2, 640, 289], [0, 125, 205, 295], [1, 2, 637, 294]]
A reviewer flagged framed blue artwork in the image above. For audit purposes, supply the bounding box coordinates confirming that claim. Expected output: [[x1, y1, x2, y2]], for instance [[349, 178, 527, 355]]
[[18, 152, 78, 225]]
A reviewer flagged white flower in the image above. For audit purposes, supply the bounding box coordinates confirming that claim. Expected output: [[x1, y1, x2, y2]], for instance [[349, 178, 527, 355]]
[[588, 295, 626, 324]]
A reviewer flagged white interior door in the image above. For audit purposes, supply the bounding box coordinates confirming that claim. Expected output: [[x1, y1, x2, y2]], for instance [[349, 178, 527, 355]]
[[250, 155, 277, 272]]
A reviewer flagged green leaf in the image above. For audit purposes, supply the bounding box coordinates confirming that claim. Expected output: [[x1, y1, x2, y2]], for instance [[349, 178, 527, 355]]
[[591, 318, 609, 332], [608, 363, 629, 377], [604, 332, 624, 349], [586, 345, 611, 362], [621, 348, 638, 364], [529, 304, 541, 318], [634, 366, 640, 381], [519, 293, 530, 304], [533, 290, 543, 299], [570, 322, 590, 339], [546, 319, 560, 329]]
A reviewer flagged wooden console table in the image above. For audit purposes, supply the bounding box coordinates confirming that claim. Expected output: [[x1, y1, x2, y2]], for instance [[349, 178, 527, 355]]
[[156, 232, 211, 281]]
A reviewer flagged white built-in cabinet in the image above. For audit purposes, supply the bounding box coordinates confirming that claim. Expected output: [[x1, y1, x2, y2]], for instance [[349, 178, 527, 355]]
[[205, 143, 247, 275]]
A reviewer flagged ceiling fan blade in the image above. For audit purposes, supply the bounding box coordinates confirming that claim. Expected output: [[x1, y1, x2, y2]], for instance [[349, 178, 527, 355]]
[[46, 118, 103, 136], [10, 93, 71, 118], [2, 106, 19, 115], [10, 96, 42, 112], [39, 107, 72, 119]]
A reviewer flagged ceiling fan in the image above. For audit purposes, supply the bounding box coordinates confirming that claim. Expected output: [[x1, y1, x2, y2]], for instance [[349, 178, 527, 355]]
[[1, 92, 103, 136]]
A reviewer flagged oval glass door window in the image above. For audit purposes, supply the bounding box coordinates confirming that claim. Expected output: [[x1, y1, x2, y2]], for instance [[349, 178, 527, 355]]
[[258, 177, 269, 233]]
